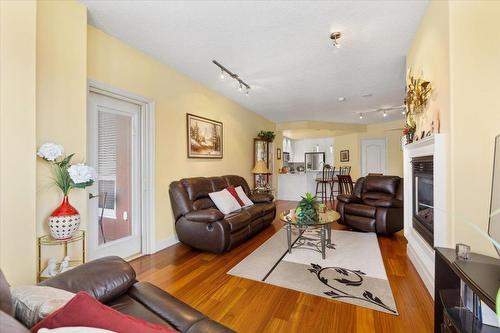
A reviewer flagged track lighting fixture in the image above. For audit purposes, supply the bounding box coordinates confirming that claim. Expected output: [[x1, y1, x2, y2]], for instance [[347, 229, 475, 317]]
[[330, 32, 342, 48], [356, 105, 406, 120], [212, 60, 251, 96]]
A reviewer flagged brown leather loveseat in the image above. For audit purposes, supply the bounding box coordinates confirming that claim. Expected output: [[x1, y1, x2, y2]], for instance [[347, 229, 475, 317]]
[[169, 175, 276, 253], [0, 256, 233, 332], [336, 175, 403, 234]]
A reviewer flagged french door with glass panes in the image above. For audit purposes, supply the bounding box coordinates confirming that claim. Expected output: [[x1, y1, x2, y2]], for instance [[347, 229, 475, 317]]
[[87, 91, 142, 259]]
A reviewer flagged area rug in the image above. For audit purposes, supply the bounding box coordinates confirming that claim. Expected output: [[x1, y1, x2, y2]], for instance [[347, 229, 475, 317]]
[[228, 228, 398, 315]]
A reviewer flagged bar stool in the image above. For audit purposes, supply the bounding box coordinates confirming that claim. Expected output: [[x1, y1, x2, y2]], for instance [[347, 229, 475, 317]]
[[339, 166, 351, 175], [315, 165, 335, 203], [331, 165, 350, 199], [337, 175, 354, 196]]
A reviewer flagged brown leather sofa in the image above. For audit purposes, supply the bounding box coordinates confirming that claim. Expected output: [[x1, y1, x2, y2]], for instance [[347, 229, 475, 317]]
[[169, 175, 276, 253], [336, 175, 403, 234], [0, 256, 233, 333]]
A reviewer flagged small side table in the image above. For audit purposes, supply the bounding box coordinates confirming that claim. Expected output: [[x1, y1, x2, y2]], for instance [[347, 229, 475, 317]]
[[252, 188, 275, 195], [37, 230, 86, 283]]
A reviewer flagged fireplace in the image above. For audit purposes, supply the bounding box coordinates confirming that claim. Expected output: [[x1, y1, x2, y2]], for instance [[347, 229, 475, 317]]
[[412, 156, 434, 247]]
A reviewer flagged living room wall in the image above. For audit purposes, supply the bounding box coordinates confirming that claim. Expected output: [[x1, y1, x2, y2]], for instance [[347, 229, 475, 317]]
[[36, 0, 88, 239], [0, 0, 37, 285], [334, 119, 405, 179], [87, 27, 275, 247], [449, 1, 500, 257], [407, 0, 500, 257]]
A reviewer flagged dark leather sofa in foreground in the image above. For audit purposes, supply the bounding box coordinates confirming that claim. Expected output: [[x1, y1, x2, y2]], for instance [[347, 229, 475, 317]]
[[0, 256, 233, 333], [336, 175, 403, 234], [169, 175, 276, 253]]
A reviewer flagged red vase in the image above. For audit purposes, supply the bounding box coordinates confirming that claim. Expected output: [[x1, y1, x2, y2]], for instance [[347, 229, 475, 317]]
[[48, 196, 81, 240]]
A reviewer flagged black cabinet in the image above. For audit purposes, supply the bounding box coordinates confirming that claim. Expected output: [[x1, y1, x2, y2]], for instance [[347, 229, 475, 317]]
[[435, 248, 499, 333]]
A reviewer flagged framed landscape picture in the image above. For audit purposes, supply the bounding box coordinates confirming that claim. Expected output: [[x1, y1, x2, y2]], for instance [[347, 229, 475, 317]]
[[187, 113, 223, 159], [340, 150, 349, 162]]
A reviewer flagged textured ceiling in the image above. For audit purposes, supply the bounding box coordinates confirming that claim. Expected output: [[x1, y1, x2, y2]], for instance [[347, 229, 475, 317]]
[[80, 0, 427, 124]]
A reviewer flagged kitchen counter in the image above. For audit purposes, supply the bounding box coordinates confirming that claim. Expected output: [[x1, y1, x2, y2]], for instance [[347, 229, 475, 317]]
[[277, 172, 322, 201]]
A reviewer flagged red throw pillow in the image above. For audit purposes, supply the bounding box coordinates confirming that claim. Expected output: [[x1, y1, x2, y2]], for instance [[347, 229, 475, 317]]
[[226, 185, 244, 207], [31, 292, 177, 333]]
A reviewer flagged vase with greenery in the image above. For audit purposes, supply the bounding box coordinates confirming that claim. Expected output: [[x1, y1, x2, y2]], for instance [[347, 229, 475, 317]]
[[295, 192, 318, 225], [402, 123, 416, 144], [257, 130, 275, 142], [37, 143, 96, 239]]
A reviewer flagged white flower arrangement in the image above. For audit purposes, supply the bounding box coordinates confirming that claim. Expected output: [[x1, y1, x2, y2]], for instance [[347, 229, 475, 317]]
[[37, 143, 64, 161], [68, 164, 97, 187], [37, 143, 96, 195]]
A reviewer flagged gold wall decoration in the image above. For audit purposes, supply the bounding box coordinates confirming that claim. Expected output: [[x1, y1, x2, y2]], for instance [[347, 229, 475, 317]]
[[405, 71, 432, 114]]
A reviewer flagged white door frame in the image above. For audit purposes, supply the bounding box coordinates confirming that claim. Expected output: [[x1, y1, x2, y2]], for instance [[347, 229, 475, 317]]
[[87, 80, 156, 256], [360, 138, 388, 176]]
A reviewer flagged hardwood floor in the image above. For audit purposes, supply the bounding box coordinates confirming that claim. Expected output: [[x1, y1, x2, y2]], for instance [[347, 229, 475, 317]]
[[131, 200, 434, 333]]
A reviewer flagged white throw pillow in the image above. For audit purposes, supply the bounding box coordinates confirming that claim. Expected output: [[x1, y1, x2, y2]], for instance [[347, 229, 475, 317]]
[[209, 189, 241, 215], [235, 186, 254, 207], [11, 285, 75, 328], [39, 328, 116, 333]]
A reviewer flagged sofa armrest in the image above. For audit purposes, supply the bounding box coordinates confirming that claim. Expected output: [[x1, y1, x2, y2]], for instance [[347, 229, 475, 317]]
[[185, 208, 224, 223], [128, 282, 234, 333], [337, 195, 362, 204], [374, 199, 402, 208], [250, 193, 274, 203], [39, 256, 136, 303]]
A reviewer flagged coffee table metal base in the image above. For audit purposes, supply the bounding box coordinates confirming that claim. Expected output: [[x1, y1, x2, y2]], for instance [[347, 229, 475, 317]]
[[285, 224, 333, 259]]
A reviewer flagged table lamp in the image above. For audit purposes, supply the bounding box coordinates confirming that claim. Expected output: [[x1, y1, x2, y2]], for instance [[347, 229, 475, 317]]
[[252, 160, 270, 189]]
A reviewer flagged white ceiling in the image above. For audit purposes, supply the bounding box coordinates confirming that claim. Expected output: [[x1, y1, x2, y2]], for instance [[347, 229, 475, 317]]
[[80, 0, 427, 124]]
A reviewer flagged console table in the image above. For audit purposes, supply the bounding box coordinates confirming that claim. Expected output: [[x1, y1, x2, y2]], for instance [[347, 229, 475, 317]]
[[435, 247, 499, 333]]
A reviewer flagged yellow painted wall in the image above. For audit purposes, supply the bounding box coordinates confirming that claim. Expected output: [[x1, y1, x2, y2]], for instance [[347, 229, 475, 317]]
[[334, 119, 405, 180], [0, 0, 38, 285], [406, 0, 450, 136], [408, 0, 500, 257], [36, 1, 88, 235], [87, 27, 275, 242], [449, 1, 500, 257]]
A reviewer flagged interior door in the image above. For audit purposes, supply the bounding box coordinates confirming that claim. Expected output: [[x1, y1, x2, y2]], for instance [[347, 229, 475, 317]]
[[361, 139, 387, 176], [87, 91, 142, 260]]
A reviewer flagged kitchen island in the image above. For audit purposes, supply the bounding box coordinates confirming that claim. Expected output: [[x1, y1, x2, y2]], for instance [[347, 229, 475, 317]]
[[277, 172, 323, 201]]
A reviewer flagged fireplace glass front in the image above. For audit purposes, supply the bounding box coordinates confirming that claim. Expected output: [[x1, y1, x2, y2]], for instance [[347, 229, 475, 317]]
[[412, 156, 434, 247]]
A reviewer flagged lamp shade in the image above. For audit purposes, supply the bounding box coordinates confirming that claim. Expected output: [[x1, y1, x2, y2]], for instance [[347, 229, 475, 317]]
[[252, 160, 270, 174]]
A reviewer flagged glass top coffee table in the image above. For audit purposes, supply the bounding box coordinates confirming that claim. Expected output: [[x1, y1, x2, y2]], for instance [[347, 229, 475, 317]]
[[279, 209, 341, 259]]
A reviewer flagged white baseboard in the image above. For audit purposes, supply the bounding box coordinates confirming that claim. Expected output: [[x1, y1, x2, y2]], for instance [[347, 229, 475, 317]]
[[407, 237, 435, 299], [154, 235, 179, 253]]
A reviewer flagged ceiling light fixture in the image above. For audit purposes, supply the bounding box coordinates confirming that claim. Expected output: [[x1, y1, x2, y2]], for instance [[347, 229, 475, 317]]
[[213, 60, 251, 96], [338, 97, 346, 102], [356, 105, 406, 119], [330, 32, 342, 48]]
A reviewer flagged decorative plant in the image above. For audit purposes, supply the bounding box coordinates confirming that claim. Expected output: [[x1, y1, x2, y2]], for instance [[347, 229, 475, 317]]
[[257, 130, 275, 142], [37, 143, 96, 196], [295, 192, 318, 225], [405, 71, 432, 114], [402, 122, 416, 138]]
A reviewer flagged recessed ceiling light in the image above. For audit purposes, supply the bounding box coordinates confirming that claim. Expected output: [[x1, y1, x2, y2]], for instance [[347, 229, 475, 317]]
[[337, 97, 346, 102]]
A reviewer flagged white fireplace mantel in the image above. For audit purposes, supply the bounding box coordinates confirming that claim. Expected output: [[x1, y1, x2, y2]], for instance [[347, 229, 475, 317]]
[[403, 134, 450, 298]]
